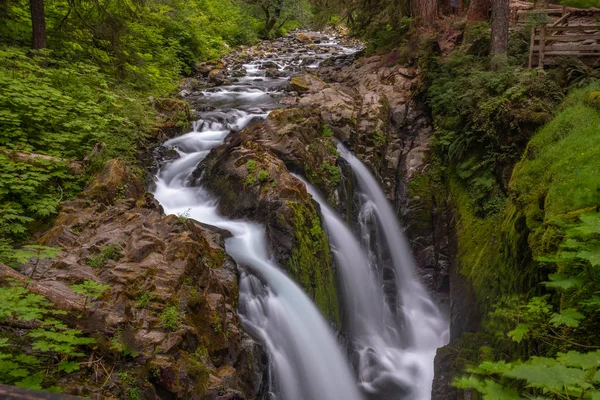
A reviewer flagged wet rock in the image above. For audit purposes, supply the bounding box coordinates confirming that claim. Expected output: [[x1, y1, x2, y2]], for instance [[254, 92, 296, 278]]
[[230, 68, 247, 78], [28, 160, 266, 399], [192, 108, 342, 325], [264, 68, 283, 78], [296, 32, 313, 43], [209, 69, 231, 86], [289, 75, 328, 94], [258, 61, 279, 70]]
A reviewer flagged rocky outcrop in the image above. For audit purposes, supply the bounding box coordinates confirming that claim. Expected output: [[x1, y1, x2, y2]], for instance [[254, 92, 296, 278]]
[[191, 108, 342, 325], [284, 55, 453, 304], [23, 160, 265, 399]]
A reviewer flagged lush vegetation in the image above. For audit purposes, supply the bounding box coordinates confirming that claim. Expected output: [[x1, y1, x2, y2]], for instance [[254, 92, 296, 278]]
[[0, 0, 313, 394], [417, 15, 600, 400], [0, 0, 268, 266], [0, 279, 108, 390]]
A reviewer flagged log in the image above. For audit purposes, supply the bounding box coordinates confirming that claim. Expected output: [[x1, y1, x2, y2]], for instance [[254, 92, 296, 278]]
[[1, 151, 83, 174], [0, 263, 85, 311]]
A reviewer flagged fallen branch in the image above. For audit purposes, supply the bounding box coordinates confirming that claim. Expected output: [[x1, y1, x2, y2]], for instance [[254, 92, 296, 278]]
[[1, 150, 83, 173], [0, 263, 85, 311]]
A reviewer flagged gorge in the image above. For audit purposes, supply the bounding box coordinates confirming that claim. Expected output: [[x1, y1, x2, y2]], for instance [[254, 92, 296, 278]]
[[2, 1, 600, 398]]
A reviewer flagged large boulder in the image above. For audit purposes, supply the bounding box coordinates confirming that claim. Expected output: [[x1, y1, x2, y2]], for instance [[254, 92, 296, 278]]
[[25, 160, 266, 399]]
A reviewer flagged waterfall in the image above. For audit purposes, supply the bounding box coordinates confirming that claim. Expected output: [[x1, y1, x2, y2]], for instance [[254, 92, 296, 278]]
[[151, 34, 445, 400], [321, 143, 448, 400], [297, 146, 448, 399], [153, 111, 363, 400]]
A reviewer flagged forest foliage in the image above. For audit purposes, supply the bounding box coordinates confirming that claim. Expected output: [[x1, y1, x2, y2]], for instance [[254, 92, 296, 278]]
[[0, 0, 281, 266], [415, 13, 600, 400]]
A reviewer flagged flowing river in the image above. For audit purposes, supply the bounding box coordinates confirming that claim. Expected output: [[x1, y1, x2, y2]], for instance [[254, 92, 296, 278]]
[[152, 34, 447, 400]]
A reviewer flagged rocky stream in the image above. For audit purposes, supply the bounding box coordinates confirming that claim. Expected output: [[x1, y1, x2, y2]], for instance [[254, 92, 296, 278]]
[[24, 31, 463, 399]]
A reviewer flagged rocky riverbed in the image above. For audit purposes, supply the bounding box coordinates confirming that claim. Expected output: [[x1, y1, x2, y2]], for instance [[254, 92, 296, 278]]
[[14, 30, 464, 399]]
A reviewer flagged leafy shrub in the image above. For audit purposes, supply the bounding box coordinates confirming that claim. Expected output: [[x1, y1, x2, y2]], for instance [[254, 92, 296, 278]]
[[0, 283, 96, 390], [257, 170, 269, 183], [451, 84, 600, 399], [424, 51, 563, 217]]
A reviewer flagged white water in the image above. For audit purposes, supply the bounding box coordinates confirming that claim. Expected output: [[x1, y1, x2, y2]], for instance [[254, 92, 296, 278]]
[[152, 34, 445, 400], [152, 40, 364, 400], [334, 144, 450, 399]]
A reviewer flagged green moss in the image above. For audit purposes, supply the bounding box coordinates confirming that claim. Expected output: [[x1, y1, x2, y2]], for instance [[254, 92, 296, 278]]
[[160, 306, 182, 331], [285, 201, 340, 326], [257, 170, 269, 183], [182, 347, 211, 394], [321, 124, 334, 137], [246, 159, 256, 174], [86, 244, 123, 268]]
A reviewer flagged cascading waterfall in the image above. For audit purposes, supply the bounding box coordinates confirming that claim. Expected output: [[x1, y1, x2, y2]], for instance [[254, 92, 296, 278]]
[[152, 33, 446, 400], [332, 143, 449, 399], [298, 148, 448, 399], [153, 115, 363, 400], [152, 37, 365, 400]]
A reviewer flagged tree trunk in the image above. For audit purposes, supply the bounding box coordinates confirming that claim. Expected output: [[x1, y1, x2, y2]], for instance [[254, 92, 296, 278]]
[[411, 0, 438, 26], [491, 0, 509, 69], [466, 0, 490, 23], [534, 0, 549, 9], [30, 0, 46, 50], [491, 0, 509, 56]]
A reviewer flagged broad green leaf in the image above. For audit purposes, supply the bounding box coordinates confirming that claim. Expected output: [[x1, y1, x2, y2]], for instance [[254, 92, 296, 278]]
[[58, 361, 80, 373], [556, 351, 600, 370], [480, 380, 521, 400], [508, 324, 530, 343], [577, 247, 600, 267], [543, 274, 585, 290], [505, 362, 586, 391], [15, 371, 44, 390], [550, 308, 584, 328]]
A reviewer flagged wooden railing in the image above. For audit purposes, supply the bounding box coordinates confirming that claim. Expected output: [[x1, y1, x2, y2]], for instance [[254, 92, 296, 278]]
[[529, 24, 600, 67]]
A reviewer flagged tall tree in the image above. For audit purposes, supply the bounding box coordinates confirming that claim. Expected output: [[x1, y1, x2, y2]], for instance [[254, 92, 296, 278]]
[[411, 0, 438, 26], [466, 0, 490, 23], [491, 0, 509, 65], [30, 0, 46, 49]]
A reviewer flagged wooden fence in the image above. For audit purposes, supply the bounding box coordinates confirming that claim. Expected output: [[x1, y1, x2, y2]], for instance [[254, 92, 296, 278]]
[[529, 24, 600, 67]]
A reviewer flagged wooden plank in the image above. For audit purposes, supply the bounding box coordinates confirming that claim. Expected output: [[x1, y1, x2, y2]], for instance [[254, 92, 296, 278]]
[[518, 9, 564, 16], [543, 51, 600, 56], [534, 34, 600, 41], [551, 12, 571, 27], [546, 25, 600, 32], [534, 44, 600, 51], [529, 26, 537, 68]]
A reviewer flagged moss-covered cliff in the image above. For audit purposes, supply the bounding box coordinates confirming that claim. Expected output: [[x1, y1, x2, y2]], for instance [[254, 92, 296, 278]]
[[432, 81, 600, 399]]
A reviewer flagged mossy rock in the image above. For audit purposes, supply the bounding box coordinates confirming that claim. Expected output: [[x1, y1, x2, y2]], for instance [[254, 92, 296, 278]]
[[196, 127, 341, 325], [82, 159, 145, 205], [290, 76, 310, 93]]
